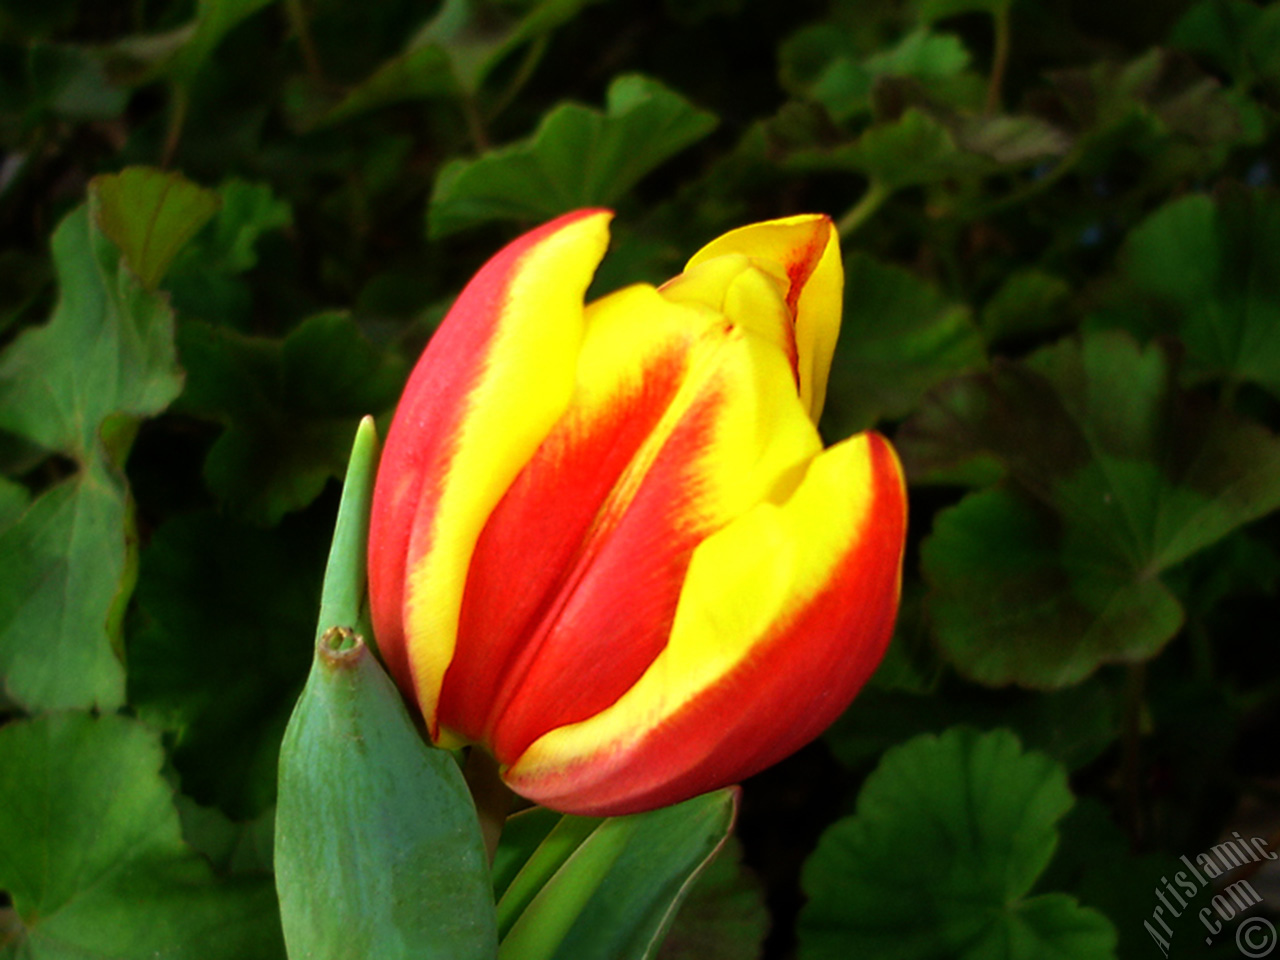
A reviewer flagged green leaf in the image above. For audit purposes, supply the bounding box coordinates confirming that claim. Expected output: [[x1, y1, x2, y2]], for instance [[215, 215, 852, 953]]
[[798, 727, 1116, 960], [165, 178, 293, 328], [1039, 800, 1188, 960], [315, 0, 604, 127], [980, 268, 1071, 345], [0, 462, 131, 710], [821, 251, 984, 437], [0, 201, 184, 459], [177, 312, 405, 524], [1118, 189, 1280, 399], [0, 476, 28, 532], [780, 26, 971, 121], [25, 42, 130, 121], [127, 510, 326, 817], [428, 73, 717, 237], [903, 331, 1280, 687], [110, 0, 280, 86], [1168, 0, 1264, 83], [0, 178, 196, 711], [91, 167, 220, 291], [0, 712, 284, 960], [498, 790, 738, 960], [275, 631, 498, 960], [803, 108, 970, 190], [917, 0, 1011, 22]]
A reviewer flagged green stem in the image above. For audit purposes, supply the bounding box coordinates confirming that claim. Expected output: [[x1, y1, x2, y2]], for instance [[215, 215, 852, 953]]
[[986, 3, 1012, 115], [836, 180, 891, 238], [1120, 663, 1146, 847], [464, 747, 513, 864], [462, 94, 491, 153], [488, 36, 549, 123], [161, 84, 189, 168], [284, 0, 325, 83]]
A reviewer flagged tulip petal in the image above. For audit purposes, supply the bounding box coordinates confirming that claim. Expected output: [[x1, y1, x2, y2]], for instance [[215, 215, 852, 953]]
[[683, 215, 841, 422], [440, 272, 826, 757], [503, 431, 906, 816], [368, 209, 612, 739]]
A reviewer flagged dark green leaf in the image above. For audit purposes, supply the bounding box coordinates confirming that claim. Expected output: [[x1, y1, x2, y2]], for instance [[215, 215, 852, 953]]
[[980, 268, 1072, 344], [125, 0, 280, 86], [798, 727, 1116, 960], [128, 510, 326, 817], [275, 632, 498, 960], [0, 713, 284, 960], [177, 312, 404, 524], [904, 331, 1280, 686], [1119, 189, 1280, 398], [822, 250, 984, 437], [828, 674, 1124, 772], [917, 0, 1011, 21], [165, 178, 293, 328], [428, 74, 717, 237], [315, 0, 607, 127], [780, 26, 971, 122], [27, 42, 130, 120], [792, 108, 971, 190]]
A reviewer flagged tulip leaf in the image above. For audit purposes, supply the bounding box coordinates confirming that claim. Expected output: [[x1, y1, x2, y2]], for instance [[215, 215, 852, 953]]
[[176, 312, 405, 525], [275, 632, 498, 960], [652, 836, 769, 960], [0, 712, 284, 959], [128, 510, 326, 818], [497, 789, 737, 960], [1116, 189, 1280, 398], [0, 174, 196, 711], [798, 727, 1116, 960], [902, 331, 1280, 687], [821, 251, 985, 437], [428, 73, 717, 237]]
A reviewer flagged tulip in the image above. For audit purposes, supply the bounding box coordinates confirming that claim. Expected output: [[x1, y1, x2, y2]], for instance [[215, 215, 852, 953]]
[[367, 209, 906, 817]]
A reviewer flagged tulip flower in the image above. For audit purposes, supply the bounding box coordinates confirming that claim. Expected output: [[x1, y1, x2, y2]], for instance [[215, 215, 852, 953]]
[[368, 209, 906, 817]]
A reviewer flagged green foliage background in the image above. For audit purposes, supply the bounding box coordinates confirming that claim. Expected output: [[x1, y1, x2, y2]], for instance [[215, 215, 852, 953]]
[[1, 0, 1278, 957]]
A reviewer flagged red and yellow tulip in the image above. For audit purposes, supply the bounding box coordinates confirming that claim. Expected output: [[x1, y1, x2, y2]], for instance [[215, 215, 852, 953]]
[[367, 209, 906, 816]]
